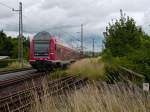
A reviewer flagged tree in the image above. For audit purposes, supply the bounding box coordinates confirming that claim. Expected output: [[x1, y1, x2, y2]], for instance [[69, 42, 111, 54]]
[[103, 10, 150, 82], [0, 31, 14, 56], [11, 38, 18, 58], [0, 31, 30, 59], [23, 37, 30, 59], [104, 14, 143, 57]]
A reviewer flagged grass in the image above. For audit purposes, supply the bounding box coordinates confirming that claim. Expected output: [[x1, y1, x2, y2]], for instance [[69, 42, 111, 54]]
[[0, 60, 31, 71], [66, 57, 105, 80], [31, 82, 150, 112], [48, 57, 105, 80], [48, 68, 68, 80], [7, 61, 30, 68]]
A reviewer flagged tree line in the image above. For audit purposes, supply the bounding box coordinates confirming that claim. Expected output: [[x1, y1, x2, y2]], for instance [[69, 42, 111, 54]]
[[0, 30, 29, 59]]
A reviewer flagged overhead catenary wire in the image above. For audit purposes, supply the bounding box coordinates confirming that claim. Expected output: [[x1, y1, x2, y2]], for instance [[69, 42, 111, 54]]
[[0, 1, 13, 10], [0, 1, 18, 31]]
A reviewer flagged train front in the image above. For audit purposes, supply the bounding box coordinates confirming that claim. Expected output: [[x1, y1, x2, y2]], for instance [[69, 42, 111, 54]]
[[29, 31, 53, 71]]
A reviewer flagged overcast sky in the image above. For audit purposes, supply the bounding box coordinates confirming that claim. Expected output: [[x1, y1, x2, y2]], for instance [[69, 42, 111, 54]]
[[0, 0, 150, 51]]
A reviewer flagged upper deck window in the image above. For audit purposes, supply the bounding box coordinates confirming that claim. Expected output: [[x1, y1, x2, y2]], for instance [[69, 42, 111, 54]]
[[34, 31, 51, 41]]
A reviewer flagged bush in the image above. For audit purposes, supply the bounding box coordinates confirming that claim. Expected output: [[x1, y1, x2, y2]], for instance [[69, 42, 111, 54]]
[[67, 58, 105, 80], [0, 59, 16, 68]]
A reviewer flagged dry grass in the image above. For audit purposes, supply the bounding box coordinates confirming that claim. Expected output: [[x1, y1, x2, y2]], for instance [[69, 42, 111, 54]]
[[0, 60, 30, 71], [7, 61, 31, 69], [31, 82, 150, 112], [48, 69, 68, 80], [67, 57, 105, 80]]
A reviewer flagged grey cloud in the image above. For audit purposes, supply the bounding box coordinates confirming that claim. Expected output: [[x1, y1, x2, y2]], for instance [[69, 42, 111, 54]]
[[0, 0, 150, 38], [1, 0, 149, 52]]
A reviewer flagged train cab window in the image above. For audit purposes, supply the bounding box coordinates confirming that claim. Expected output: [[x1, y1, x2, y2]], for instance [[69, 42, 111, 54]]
[[34, 41, 50, 58]]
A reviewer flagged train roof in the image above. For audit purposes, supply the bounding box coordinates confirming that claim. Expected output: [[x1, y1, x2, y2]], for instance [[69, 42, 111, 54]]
[[33, 31, 51, 41]]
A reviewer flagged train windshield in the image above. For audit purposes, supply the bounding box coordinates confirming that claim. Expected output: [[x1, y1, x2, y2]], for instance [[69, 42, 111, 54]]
[[34, 41, 50, 58]]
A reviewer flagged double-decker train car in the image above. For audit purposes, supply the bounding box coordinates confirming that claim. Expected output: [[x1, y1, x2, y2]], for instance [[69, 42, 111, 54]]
[[29, 31, 83, 71]]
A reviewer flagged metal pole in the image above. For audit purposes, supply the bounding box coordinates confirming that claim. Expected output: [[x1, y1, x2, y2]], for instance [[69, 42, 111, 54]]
[[18, 4, 21, 64], [13, 2, 23, 68], [19, 3, 21, 67], [92, 38, 95, 57], [81, 24, 83, 54], [18, 15, 20, 63], [20, 2, 23, 68]]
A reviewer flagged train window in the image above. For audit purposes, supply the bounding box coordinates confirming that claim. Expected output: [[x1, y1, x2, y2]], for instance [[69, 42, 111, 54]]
[[34, 41, 50, 58], [34, 31, 51, 41], [56, 45, 61, 54]]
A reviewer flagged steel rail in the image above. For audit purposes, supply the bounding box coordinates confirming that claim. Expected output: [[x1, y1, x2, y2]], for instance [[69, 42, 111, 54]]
[[0, 68, 33, 75], [0, 69, 37, 88], [0, 76, 88, 112]]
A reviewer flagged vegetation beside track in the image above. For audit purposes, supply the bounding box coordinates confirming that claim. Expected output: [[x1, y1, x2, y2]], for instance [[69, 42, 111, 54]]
[[48, 68, 68, 80], [32, 82, 150, 112], [67, 57, 105, 80], [0, 31, 29, 59], [102, 11, 150, 83], [47, 57, 105, 81], [0, 60, 30, 71]]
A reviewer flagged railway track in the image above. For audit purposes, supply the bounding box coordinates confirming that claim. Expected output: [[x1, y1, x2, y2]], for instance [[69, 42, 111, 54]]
[[0, 76, 88, 112], [0, 68, 33, 75], [0, 68, 37, 88]]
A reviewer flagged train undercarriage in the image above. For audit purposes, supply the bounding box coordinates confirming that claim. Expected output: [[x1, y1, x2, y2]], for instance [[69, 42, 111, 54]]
[[30, 60, 73, 71]]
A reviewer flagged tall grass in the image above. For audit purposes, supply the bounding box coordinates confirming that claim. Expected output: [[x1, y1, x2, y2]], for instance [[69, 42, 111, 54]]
[[0, 60, 31, 71], [67, 57, 105, 80], [7, 60, 30, 69], [31, 82, 150, 112], [48, 68, 68, 80]]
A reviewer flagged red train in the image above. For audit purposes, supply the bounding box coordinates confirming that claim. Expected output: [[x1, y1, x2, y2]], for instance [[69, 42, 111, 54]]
[[29, 31, 83, 71]]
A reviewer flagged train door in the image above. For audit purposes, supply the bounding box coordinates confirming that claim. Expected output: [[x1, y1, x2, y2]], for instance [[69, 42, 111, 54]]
[[30, 39, 34, 60], [50, 39, 56, 60]]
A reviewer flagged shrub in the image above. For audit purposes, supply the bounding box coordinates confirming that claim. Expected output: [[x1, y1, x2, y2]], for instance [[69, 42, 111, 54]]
[[67, 58, 105, 80], [0, 59, 16, 68]]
